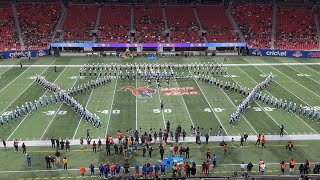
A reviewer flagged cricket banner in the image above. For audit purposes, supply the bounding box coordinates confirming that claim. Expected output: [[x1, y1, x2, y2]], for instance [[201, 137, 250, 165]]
[[161, 87, 200, 96]]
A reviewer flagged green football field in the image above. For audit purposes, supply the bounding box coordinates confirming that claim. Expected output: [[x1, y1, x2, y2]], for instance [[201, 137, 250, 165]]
[[1, 56, 320, 140], [0, 55, 320, 179]]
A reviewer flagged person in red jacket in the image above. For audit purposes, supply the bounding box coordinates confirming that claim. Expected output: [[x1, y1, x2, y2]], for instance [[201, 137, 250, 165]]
[[289, 159, 296, 174], [280, 161, 286, 174], [261, 135, 266, 148], [80, 165, 86, 177], [205, 160, 211, 174]]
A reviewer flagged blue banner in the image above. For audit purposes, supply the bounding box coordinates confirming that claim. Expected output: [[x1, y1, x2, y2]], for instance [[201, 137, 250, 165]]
[[51, 42, 246, 48], [0, 49, 49, 59], [249, 48, 320, 58]]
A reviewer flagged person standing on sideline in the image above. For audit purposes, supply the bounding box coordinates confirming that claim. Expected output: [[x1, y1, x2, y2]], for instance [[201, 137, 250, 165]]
[[206, 149, 211, 159], [159, 147, 164, 160], [212, 154, 217, 168], [51, 137, 55, 149], [240, 162, 245, 177], [65, 139, 70, 152], [26, 154, 31, 168], [80, 165, 86, 177], [261, 135, 266, 148], [22, 142, 26, 154], [92, 141, 97, 153], [160, 100, 164, 111], [240, 136, 244, 147], [280, 125, 284, 137], [2, 139, 6, 151], [63, 157, 68, 170], [256, 134, 261, 145], [223, 143, 228, 155], [55, 150, 61, 164], [20, 61, 23, 68], [205, 133, 209, 145], [89, 163, 95, 176], [289, 159, 296, 174], [280, 161, 286, 174]]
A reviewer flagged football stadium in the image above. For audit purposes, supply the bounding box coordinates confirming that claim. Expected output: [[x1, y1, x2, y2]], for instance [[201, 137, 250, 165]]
[[1, 0, 320, 179]]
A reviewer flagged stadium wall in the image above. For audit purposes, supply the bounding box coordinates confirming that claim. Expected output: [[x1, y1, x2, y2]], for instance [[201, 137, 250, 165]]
[[249, 48, 320, 58], [0, 49, 49, 59]]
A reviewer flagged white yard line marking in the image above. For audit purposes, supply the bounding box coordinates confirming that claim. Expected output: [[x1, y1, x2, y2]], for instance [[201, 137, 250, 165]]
[[6, 61, 56, 140], [171, 70, 195, 127], [189, 71, 229, 136], [0, 66, 13, 77], [72, 76, 98, 139], [135, 71, 138, 130], [104, 74, 119, 137], [0, 66, 32, 94], [303, 65, 320, 75], [269, 66, 320, 98], [232, 66, 288, 134], [40, 74, 80, 140], [287, 65, 320, 86], [156, 86, 167, 128], [238, 62, 318, 134], [207, 72, 258, 135]]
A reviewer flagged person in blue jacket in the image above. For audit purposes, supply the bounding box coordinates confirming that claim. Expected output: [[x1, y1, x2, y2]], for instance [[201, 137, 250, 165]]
[[160, 162, 166, 177], [104, 162, 110, 178], [26, 154, 31, 167], [99, 163, 104, 178], [89, 163, 94, 176], [142, 164, 147, 178], [135, 163, 140, 178], [115, 163, 121, 176]]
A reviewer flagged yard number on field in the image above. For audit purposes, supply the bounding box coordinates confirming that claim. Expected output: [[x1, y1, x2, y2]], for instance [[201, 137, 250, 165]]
[[204, 108, 225, 112], [296, 74, 311, 77], [29, 76, 45, 79], [153, 109, 172, 113], [68, 76, 85, 79], [42, 111, 67, 115], [253, 107, 275, 112], [223, 75, 239, 78], [97, 110, 120, 114]]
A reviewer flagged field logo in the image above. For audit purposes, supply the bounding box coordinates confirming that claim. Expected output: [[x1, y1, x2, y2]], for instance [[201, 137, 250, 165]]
[[161, 87, 199, 96], [293, 51, 302, 57], [120, 86, 156, 98], [37, 50, 46, 57]]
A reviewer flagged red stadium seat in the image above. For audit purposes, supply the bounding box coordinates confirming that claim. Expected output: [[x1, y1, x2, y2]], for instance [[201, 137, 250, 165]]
[[0, 7, 20, 51]]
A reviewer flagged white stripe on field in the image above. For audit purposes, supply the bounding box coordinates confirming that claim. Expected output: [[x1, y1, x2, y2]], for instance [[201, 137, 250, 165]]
[[72, 76, 98, 139], [6, 61, 56, 140], [0, 66, 32, 94], [105, 74, 119, 137]]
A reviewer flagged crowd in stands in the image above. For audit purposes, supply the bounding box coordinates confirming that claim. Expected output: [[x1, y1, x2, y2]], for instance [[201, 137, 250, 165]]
[[62, 5, 98, 42], [17, 3, 61, 50], [275, 8, 318, 50], [134, 6, 167, 43], [0, 7, 20, 51], [232, 3, 272, 48], [98, 5, 130, 43], [166, 6, 203, 43], [199, 6, 240, 43]]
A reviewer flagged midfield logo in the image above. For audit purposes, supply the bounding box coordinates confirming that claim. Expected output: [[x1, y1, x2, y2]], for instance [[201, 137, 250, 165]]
[[120, 86, 156, 98]]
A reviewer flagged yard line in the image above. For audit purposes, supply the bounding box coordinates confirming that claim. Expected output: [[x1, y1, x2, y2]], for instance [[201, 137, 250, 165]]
[[189, 70, 228, 136], [206, 72, 258, 135], [104, 74, 119, 137], [269, 66, 320, 98], [0, 66, 32, 94], [155, 85, 168, 128], [135, 70, 138, 130], [287, 65, 320, 86], [170, 70, 195, 127], [229, 67, 288, 134], [6, 61, 56, 141], [41, 75, 81, 140], [72, 76, 99, 139], [237, 66, 317, 134], [303, 65, 320, 75], [0, 66, 13, 77]]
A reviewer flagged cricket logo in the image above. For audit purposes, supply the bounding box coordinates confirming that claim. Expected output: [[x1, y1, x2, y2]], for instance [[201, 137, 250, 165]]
[[120, 86, 156, 98]]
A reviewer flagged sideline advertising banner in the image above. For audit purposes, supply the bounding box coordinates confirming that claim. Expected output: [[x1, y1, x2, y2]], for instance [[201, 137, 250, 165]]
[[249, 48, 320, 58], [0, 49, 49, 59]]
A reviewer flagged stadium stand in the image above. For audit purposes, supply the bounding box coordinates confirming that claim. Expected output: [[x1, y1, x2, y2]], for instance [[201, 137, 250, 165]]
[[134, 6, 167, 43], [232, 3, 272, 48], [275, 8, 318, 50], [62, 4, 98, 42], [198, 6, 240, 43], [0, 7, 20, 51], [17, 2, 61, 50], [166, 6, 203, 43], [98, 5, 130, 43]]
